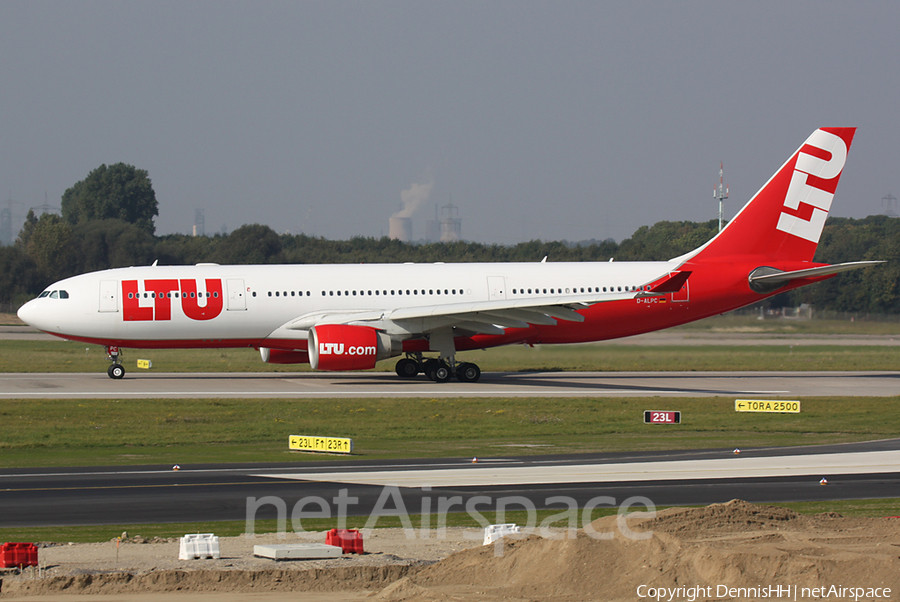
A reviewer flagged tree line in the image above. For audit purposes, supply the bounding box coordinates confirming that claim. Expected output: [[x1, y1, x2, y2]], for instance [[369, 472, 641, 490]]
[[1, 163, 897, 314]]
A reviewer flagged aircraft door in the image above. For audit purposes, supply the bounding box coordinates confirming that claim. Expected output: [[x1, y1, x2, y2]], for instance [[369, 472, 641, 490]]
[[226, 279, 247, 311], [99, 280, 118, 312], [487, 276, 506, 300]]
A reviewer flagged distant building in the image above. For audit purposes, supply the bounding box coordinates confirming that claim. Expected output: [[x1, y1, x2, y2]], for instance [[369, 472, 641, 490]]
[[0, 206, 11, 246], [389, 217, 413, 242], [882, 193, 898, 218], [439, 203, 461, 242]]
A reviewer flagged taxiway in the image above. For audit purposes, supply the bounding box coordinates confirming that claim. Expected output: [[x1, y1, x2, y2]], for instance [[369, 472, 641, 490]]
[[1, 370, 898, 398], [1, 440, 898, 527]]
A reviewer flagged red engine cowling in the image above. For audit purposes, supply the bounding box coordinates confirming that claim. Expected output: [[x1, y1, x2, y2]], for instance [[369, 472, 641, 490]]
[[259, 347, 310, 364], [308, 325, 398, 371]]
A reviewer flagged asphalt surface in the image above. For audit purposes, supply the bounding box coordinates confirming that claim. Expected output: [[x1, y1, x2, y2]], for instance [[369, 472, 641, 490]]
[[2, 440, 898, 528], [2, 370, 899, 398]]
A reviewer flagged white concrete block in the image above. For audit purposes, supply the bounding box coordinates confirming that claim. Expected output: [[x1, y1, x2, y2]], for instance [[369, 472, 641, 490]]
[[253, 543, 343, 560], [179, 533, 220, 560], [483, 523, 521, 545]]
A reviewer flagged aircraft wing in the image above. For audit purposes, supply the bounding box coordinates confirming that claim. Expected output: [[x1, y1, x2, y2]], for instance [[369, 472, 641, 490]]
[[283, 271, 691, 337]]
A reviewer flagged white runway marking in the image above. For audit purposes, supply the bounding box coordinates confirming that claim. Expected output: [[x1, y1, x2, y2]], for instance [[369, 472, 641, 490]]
[[255, 450, 900, 488]]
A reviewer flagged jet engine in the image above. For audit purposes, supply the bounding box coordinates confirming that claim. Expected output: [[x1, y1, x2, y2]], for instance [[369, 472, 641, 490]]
[[308, 324, 399, 371], [259, 347, 310, 364]]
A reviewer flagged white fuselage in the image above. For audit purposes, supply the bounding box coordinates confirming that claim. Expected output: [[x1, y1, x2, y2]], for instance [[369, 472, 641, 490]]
[[18, 260, 675, 349]]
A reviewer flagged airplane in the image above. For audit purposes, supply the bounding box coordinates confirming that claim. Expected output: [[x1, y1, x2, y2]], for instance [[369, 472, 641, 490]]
[[17, 127, 881, 381]]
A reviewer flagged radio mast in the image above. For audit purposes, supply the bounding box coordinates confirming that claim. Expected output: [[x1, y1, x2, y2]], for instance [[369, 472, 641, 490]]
[[714, 162, 729, 232]]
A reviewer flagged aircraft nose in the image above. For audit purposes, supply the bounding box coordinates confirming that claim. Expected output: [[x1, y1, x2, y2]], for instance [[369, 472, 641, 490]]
[[17, 300, 40, 329]]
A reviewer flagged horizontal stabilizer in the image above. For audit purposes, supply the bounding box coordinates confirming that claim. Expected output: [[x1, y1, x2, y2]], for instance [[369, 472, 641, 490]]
[[748, 261, 883, 293]]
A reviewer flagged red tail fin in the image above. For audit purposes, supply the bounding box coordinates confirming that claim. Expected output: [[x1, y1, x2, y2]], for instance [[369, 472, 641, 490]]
[[689, 127, 856, 263]]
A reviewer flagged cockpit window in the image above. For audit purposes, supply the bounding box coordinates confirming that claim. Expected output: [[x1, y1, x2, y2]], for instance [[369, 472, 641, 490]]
[[37, 290, 69, 299]]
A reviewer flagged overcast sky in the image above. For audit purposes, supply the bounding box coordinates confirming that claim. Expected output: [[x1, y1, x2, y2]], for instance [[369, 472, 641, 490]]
[[2, 1, 898, 245]]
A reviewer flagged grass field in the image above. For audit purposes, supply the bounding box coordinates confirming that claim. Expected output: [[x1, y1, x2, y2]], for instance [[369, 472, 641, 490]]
[[2, 395, 899, 468], [1, 497, 898, 544], [672, 313, 900, 335], [3, 339, 900, 373], [4, 310, 900, 373]]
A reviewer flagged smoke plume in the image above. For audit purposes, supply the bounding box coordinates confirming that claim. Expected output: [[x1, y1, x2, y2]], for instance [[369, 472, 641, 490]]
[[393, 180, 434, 218]]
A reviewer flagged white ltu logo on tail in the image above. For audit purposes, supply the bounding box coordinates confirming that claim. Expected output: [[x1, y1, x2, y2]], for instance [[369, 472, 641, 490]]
[[775, 129, 848, 243]]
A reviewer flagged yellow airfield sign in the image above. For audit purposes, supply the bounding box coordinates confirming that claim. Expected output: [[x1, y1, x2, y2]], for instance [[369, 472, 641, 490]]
[[136, 359, 152, 369], [289, 435, 353, 454], [735, 400, 800, 413]]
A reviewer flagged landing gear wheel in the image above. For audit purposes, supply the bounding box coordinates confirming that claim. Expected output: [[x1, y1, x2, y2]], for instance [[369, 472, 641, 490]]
[[456, 362, 481, 383], [423, 358, 441, 381], [395, 358, 419, 378], [432, 361, 452, 383], [108, 364, 125, 380]]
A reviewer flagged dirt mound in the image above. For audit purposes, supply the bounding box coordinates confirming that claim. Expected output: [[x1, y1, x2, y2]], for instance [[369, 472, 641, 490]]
[[3, 502, 898, 601], [4, 566, 411, 597], [386, 500, 900, 602], [643, 498, 802, 533]]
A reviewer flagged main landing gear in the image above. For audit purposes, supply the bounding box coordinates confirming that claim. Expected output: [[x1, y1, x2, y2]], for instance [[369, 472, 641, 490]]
[[394, 354, 481, 383], [106, 346, 125, 380]]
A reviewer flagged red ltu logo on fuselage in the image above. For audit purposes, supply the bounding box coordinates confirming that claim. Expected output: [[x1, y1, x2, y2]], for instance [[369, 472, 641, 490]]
[[122, 279, 223, 321]]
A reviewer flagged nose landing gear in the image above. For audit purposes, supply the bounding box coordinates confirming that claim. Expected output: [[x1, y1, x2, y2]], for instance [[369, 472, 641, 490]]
[[106, 346, 125, 379]]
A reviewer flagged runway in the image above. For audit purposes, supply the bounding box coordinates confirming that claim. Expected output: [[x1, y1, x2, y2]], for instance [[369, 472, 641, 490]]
[[1, 370, 898, 398], [2, 326, 897, 528], [2, 440, 898, 528]]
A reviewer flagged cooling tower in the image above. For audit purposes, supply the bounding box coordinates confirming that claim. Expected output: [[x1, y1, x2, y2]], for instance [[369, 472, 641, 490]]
[[389, 217, 413, 242]]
